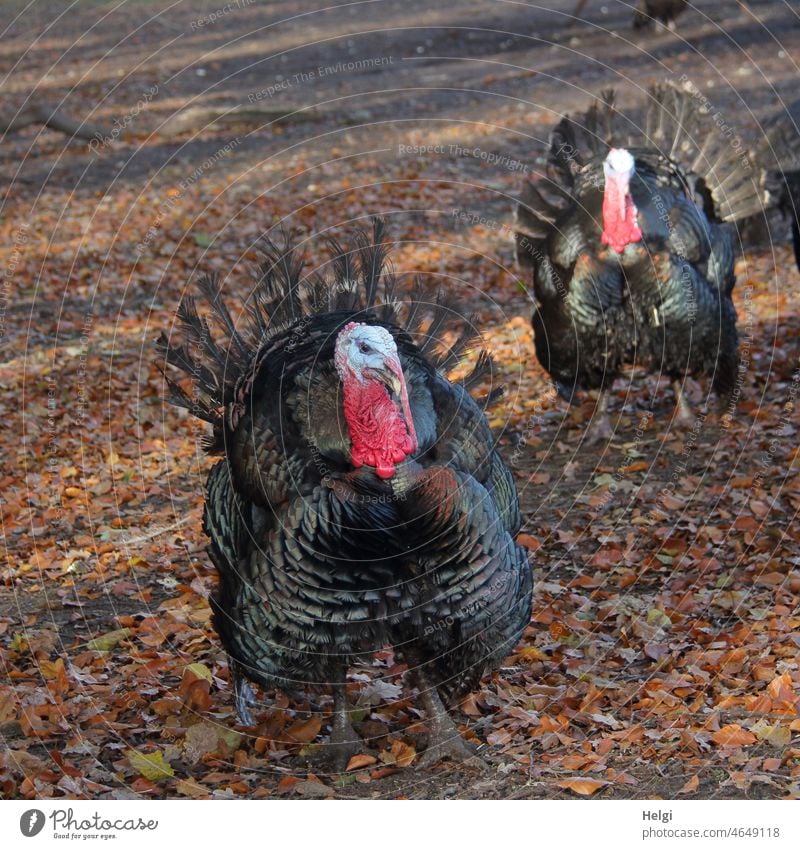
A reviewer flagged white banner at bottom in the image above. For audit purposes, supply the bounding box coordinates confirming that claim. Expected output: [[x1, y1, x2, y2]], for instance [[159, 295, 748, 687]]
[[0, 799, 797, 848]]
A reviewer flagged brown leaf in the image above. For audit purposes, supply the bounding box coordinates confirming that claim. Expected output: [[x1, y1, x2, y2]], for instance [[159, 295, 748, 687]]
[[175, 778, 209, 798], [711, 724, 757, 746], [767, 672, 796, 705], [555, 778, 608, 796], [286, 715, 322, 744], [346, 754, 377, 771], [517, 533, 540, 551], [620, 461, 648, 473], [390, 740, 416, 768], [678, 774, 699, 795], [459, 692, 483, 717], [486, 728, 513, 747], [294, 779, 335, 798], [276, 776, 301, 795]]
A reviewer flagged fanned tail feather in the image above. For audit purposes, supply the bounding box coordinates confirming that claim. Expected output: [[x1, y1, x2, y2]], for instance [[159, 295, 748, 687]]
[[515, 178, 570, 269], [158, 219, 494, 445], [642, 82, 765, 223]]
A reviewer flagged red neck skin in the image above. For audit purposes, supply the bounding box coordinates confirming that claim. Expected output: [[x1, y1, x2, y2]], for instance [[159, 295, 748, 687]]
[[342, 374, 418, 480], [601, 172, 642, 253]]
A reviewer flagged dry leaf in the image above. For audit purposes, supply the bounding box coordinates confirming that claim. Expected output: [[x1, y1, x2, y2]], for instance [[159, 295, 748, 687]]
[[711, 724, 757, 746], [555, 778, 609, 796], [346, 754, 377, 771], [86, 628, 130, 651], [128, 749, 174, 781], [390, 740, 416, 768], [176, 778, 209, 798], [286, 715, 322, 744]]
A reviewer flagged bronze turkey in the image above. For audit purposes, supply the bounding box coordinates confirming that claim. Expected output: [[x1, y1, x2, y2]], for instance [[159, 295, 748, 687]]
[[515, 84, 770, 439], [159, 220, 533, 769]]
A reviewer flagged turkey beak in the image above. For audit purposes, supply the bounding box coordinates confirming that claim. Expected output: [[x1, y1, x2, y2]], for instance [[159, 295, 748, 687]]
[[376, 360, 403, 398], [382, 354, 418, 452]]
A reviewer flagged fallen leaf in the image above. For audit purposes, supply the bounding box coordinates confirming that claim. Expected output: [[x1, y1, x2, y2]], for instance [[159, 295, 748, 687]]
[[711, 724, 757, 746], [127, 749, 174, 781], [286, 715, 322, 744], [517, 533, 540, 551], [390, 740, 416, 768], [182, 662, 213, 685], [346, 754, 377, 771], [751, 721, 791, 748], [175, 778, 209, 798], [555, 777, 609, 796], [86, 628, 130, 651]]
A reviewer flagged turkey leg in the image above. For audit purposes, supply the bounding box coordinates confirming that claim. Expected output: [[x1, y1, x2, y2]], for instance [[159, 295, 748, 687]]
[[672, 379, 695, 429], [412, 663, 487, 771], [324, 676, 363, 772], [586, 389, 614, 443]]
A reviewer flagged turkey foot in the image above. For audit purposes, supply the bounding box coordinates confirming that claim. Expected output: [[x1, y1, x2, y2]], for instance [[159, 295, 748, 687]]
[[233, 668, 257, 726], [417, 726, 485, 771], [414, 669, 488, 771], [671, 380, 695, 430], [585, 391, 614, 443], [321, 683, 364, 773]]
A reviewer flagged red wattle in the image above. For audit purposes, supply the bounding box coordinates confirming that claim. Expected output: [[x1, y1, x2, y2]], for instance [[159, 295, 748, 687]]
[[342, 379, 416, 479], [601, 175, 642, 253]]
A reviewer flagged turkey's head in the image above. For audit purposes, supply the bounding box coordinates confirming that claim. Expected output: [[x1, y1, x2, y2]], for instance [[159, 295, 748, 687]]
[[334, 322, 418, 479], [601, 147, 643, 253]]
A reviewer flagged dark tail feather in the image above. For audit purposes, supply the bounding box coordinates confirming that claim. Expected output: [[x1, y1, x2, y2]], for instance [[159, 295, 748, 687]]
[[549, 89, 616, 184], [252, 232, 305, 328], [356, 217, 389, 309], [462, 349, 494, 391], [435, 314, 480, 374], [644, 82, 765, 223], [515, 177, 571, 271], [460, 350, 503, 407]]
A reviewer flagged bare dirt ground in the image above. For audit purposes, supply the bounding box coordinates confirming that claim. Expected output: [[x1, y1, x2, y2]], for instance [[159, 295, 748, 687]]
[[1, 0, 800, 800]]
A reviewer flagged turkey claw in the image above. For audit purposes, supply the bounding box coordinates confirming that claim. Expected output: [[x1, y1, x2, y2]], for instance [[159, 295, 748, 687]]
[[417, 736, 489, 772], [320, 737, 365, 774], [319, 714, 365, 773]]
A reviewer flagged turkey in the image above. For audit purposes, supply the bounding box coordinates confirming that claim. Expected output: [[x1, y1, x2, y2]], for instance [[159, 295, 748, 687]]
[[159, 219, 533, 770], [571, 0, 688, 31], [515, 84, 766, 439], [753, 98, 800, 271], [632, 0, 688, 30]]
